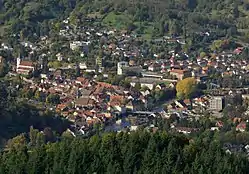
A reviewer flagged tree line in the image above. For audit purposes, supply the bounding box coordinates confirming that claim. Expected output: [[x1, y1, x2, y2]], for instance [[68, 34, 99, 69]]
[[0, 129, 248, 174]]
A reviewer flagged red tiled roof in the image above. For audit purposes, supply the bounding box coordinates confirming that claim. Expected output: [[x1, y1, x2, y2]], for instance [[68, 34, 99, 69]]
[[17, 67, 34, 70], [83, 110, 94, 117], [76, 77, 87, 82], [170, 69, 188, 74], [19, 61, 34, 67], [57, 104, 67, 110], [236, 122, 246, 129], [93, 87, 105, 94], [216, 121, 224, 128], [76, 77, 90, 86], [97, 82, 113, 88], [48, 88, 57, 94], [202, 66, 209, 71], [109, 95, 124, 106], [183, 99, 191, 105], [75, 97, 95, 106], [233, 117, 242, 123]]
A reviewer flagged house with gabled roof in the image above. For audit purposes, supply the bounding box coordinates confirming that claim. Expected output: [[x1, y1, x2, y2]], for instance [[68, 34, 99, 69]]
[[75, 97, 95, 108], [236, 121, 247, 132], [16, 57, 36, 75], [170, 69, 191, 80], [108, 95, 126, 113], [75, 77, 90, 87]]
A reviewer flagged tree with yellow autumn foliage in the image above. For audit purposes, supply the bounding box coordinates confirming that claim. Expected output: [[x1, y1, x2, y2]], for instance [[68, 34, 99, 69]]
[[176, 77, 197, 99]]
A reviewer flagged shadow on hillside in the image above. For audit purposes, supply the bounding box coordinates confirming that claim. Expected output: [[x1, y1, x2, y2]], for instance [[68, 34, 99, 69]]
[[0, 103, 71, 145]]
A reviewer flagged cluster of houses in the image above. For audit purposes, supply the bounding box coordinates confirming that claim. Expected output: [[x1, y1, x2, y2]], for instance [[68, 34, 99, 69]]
[[2, 15, 249, 138], [27, 73, 172, 132]]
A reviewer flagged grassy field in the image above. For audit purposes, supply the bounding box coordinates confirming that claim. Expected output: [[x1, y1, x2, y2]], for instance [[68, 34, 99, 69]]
[[102, 12, 133, 30], [87, 12, 103, 19], [133, 21, 155, 41], [142, 23, 154, 41]]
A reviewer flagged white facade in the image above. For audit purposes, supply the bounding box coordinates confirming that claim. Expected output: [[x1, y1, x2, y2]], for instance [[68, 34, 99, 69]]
[[117, 61, 128, 75], [17, 57, 21, 68], [209, 96, 224, 111]]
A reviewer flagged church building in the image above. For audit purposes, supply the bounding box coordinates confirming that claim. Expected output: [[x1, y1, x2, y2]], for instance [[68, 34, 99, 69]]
[[16, 57, 35, 75]]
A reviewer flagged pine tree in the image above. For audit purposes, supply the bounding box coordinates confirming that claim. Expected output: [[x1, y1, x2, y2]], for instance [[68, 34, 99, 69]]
[[123, 147, 135, 174], [191, 154, 200, 174], [165, 139, 177, 173], [27, 146, 46, 174], [198, 165, 204, 174], [67, 147, 77, 174], [183, 163, 190, 174], [106, 162, 115, 174], [29, 126, 39, 147], [141, 135, 157, 173], [4, 147, 28, 174]]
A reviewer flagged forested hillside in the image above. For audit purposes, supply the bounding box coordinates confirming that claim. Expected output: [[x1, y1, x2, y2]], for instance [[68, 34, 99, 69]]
[[0, 81, 70, 146], [0, 130, 248, 174], [1, 0, 249, 42]]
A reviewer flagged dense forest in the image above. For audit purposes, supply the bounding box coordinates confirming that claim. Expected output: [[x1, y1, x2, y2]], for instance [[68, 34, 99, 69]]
[[0, 130, 248, 174], [1, 0, 249, 41]]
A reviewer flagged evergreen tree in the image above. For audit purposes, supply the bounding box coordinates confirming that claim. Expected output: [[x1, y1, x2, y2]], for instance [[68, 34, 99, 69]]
[[67, 146, 77, 174], [141, 135, 157, 173], [165, 139, 177, 173], [27, 146, 46, 174], [0, 131, 248, 173]]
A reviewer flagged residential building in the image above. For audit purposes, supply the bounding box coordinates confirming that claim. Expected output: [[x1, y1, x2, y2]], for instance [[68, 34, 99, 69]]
[[209, 96, 224, 111], [56, 53, 64, 61], [70, 41, 90, 51], [117, 61, 128, 75], [170, 69, 191, 80], [148, 63, 161, 72], [75, 77, 90, 88], [156, 83, 166, 90], [236, 122, 247, 132], [79, 62, 87, 69], [74, 97, 95, 108], [126, 101, 134, 111], [108, 95, 126, 113], [175, 127, 199, 134], [130, 78, 156, 90]]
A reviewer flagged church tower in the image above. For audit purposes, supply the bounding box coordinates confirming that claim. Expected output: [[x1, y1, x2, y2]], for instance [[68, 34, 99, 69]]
[[17, 54, 21, 68]]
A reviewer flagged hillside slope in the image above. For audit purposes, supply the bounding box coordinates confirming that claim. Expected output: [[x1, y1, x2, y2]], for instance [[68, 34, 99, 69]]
[[0, 0, 249, 41]]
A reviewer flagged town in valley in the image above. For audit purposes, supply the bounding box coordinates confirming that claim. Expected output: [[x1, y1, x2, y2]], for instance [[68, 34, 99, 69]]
[[1, 13, 249, 156]]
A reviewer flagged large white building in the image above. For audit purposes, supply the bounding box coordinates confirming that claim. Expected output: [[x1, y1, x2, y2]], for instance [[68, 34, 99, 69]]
[[70, 41, 90, 51], [117, 61, 128, 75], [209, 96, 224, 111]]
